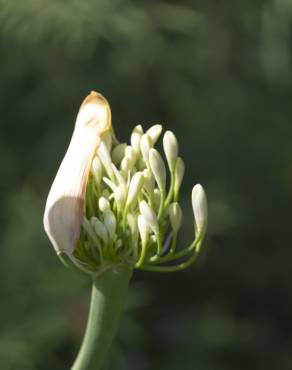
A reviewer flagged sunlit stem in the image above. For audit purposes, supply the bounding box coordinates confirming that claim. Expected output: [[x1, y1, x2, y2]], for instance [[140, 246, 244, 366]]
[[157, 190, 165, 220], [135, 241, 148, 268], [139, 240, 202, 272], [71, 267, 132, 370], [169, 233, 177, 254], [150, 233, 163, 262], [150, 235, 202, 265]]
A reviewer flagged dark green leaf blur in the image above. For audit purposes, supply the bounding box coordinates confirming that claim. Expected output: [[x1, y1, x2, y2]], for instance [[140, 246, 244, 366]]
[[0, 1, 291, 369]]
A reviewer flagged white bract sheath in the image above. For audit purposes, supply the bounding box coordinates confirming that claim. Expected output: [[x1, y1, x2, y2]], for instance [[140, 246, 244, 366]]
[[43, 91, 111, 254]]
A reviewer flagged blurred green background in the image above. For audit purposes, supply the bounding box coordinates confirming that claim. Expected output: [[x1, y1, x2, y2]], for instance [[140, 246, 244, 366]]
[[0, 0, 291, 369]]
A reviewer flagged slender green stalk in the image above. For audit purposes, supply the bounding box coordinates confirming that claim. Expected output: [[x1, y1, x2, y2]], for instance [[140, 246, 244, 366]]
[[71, 266, 133, 370]]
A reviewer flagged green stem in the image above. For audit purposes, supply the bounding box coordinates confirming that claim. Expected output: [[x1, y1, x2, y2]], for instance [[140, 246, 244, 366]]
[[71, 266, 133, 370]]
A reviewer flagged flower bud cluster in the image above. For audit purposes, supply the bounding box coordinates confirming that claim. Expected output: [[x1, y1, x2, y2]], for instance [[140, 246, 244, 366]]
[[72, 125, 208, 274]]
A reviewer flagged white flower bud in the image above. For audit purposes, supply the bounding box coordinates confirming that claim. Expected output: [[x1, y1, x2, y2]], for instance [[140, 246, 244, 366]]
[[139, 200, 159, 234], [98, 197, 110, 212], [120, 156, 133, 173], [91, 217, 108, 244], [168, 202, 182, 232], [136, 158, 146, 171], [140, 134, 152, 167], [131, 125, 144, 152], [191, 184, 208, 237], [125, 145, 136, 168], [111, 163, 126, 186], [112, 143, 126, 165], [125, 145, 136, 159], [91, 157, 103, 184], [114, 184, 127, 208], [163, 131, 178, 172], [103, 210, 116, 239], [174, 157, 185, 196], [126, 172, 144, 208], [97, 141, 115, 180], [149, 148, 166, 193], [103, 177, 117, 193], [146, 124, 162, 144], [143, 169, 155, 193], [137, 215, 150, 245]]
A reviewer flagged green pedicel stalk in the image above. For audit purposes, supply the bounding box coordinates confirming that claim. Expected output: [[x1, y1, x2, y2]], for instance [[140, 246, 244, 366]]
[[72, 267, 132, 370]]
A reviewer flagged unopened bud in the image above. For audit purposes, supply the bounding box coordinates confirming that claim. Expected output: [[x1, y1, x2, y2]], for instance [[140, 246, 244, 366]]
[[125, 145, 136, 167], [112, 143, 126, 165], [120, 156, 133, 173], [131, 125, 144, 152], [137, 215, 150, 245], [149, 148, 166, 193], [168, 202, 182, 232], [139, 200, 159, 234], [115, 184, 127, 208], [140, 134, 152, 167], [163, 131, 178, 172], [98, 197, 110, 212], [191, 184, 208, 237], [146, 124, 162, 144], [126, 172, 144, 208], [91, 217, 108, 244], [112, 163, 126, 186], [137, 158, 146, 171], [143, 169, 155, 193], [103, 210, 116, 239], [174, 157, 185, 196]]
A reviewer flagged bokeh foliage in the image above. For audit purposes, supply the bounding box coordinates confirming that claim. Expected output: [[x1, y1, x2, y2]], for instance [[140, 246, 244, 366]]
[[0, 0, 291, 369]]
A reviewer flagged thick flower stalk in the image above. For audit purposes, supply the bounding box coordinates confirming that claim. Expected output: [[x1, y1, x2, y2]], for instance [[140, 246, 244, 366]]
[[43, 91, 208, 370]]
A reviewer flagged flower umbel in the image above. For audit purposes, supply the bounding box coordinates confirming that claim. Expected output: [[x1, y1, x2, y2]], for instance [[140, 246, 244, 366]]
[[44, 92, 208, 275]]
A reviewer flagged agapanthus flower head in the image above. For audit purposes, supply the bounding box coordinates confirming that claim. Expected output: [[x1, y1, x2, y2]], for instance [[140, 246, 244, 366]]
[[44, 92, 208, 276]]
